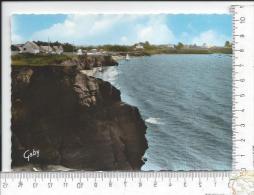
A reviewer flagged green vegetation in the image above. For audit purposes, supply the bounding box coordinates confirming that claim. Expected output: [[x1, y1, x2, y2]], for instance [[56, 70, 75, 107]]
[[98, 45, 131, 52], [11, 45, 19, 51], [131, 47, 232, 55], [209, 47, 232, 54], [12, 53, 74, 66], [175, 42, 184, 50], [224, 41, 232, 48], [11, 40, 232, 65]]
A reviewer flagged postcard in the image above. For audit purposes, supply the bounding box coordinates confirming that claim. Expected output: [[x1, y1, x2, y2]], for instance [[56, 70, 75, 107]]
[[10, 14, 232, 171]]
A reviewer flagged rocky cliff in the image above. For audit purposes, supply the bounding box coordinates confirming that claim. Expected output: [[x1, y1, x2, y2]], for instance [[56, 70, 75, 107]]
[[11, 65, 147, 170], [60, 55, 118, 70], [11, 53, 118, 69]]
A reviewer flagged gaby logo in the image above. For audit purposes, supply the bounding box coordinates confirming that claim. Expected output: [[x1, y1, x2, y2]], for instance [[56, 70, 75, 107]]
[[23, 149, 40, 162]]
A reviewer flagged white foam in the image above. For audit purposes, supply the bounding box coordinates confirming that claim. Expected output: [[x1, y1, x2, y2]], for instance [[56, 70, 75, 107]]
[[145, 117, 164, 125], [96, 66, 119, 85], [141, 161, 162, 171]]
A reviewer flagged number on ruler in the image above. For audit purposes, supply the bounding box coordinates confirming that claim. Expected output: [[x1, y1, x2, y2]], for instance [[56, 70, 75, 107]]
[[109, 180, 112, 187], [139, 181, 142, 187], [33, 182, 38, 188], [169, 180, 172, 187], [240, 124, 245, 127], [154, 180, 157, 187], [214, 178, 217, 187], [77, 182, 83, 189], [2, 182, 8, 188], [18, 181, 23, 188], [48, 182, 53, 188], [63, 182, 68, 188], [240, 17, 245, 23], [199, 180, 202, 187]]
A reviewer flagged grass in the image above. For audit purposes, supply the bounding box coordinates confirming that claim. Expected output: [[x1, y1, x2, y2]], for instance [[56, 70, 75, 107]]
[[12, 48, 232, 66], [11, 53, 74, 66], [144, 48, 232, 55], [209, 47, 232, 54]]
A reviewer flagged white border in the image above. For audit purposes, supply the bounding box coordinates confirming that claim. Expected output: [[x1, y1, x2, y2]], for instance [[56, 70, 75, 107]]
[[2, 1, 253, 172]]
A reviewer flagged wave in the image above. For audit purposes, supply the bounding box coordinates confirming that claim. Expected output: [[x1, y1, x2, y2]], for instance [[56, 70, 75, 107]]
[[145, 117, 164, 125], [95, 67, 119, 85]]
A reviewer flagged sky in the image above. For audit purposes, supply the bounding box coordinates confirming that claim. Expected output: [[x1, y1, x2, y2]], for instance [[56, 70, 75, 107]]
[[12, 14, 232, 46]]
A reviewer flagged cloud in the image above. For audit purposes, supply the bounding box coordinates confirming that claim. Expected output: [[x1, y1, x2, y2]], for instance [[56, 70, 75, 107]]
[[12, 14, 232, 46], [136, 17, 175, 44], [120, 36, 128, 43], [11, 33, 24, 44], [11, 17, 24, 44], [30, 14, 175, 45], [192, 30, 229, 46]]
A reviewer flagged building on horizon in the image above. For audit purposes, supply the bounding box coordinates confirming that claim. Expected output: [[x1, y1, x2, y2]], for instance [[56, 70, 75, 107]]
[[14, 41, 64, 54], [19, 41, 40, 54]]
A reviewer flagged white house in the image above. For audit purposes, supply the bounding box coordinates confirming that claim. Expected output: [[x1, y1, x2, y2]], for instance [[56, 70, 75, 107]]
[[20, 41, 40, 54], [40, 45, 53, 53], [53, 45, 64, 54], [166, 44, 175, 48], [201, 43, 213, 49], [77, 49, 83, 55], [17, 41, 65, 54], [91, 49, 98, 53], [135, 44, 144, 50], [87, 48, 102, 56]]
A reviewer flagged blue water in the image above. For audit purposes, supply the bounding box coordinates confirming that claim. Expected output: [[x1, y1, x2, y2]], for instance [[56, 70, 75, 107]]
[[96, 54, 232, 171]]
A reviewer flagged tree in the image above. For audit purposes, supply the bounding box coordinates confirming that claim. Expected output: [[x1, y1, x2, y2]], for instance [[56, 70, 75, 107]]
[[224, 41, 232, 48], [11, 45, 19, 51], [144, 41, 150, 46], [176, 42, 184, 50]]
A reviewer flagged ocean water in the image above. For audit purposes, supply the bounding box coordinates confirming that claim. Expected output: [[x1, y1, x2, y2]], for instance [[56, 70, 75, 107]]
[[96, 54, 232, 171]]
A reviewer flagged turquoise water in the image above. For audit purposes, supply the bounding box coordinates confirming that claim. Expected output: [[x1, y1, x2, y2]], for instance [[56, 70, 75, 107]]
[[96, 54, 232, 171]]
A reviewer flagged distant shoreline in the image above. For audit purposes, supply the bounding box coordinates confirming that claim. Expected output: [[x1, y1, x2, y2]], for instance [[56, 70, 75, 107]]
[[11, 52, 232, 68], [111, 52, 232, 62]]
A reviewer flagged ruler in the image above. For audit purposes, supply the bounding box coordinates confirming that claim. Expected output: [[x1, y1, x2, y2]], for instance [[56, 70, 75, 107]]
[[231, 5, 254, 170], [0, 171, 240, 195], [1, 4, 254, 195]]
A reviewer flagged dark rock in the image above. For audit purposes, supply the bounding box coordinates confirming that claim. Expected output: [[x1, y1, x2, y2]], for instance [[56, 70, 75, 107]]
[[60, 55, 118, 70], [11, 65, 147, 170]]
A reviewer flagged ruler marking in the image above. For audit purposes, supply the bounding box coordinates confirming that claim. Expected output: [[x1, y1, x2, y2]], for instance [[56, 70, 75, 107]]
[[232, 5, 254, 170]]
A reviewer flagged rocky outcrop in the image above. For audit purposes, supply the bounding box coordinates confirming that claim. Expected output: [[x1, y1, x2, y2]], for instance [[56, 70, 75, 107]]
[[11, 65, 147, 170], [60, 55, 118, 70]]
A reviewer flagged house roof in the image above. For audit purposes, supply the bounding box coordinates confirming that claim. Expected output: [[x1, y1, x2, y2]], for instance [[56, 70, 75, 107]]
[[24, 41, 40, 50], [40, 45, 52, 51], [52, 45, 63, 51]]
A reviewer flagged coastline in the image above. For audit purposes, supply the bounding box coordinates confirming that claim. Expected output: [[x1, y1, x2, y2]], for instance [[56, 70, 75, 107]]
[[98, 54, 232, 171], [11, 65, 148, 170], [112, 55, 126, 61], [82, 53, 232, 79]]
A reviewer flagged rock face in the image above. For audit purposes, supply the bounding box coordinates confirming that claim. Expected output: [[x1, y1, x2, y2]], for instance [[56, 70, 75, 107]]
[[11, 65, 147, 170], [60, 55, 118, 70]]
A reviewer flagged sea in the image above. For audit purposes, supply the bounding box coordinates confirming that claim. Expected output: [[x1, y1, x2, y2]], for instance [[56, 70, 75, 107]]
[[95, 54, 232, 171]]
